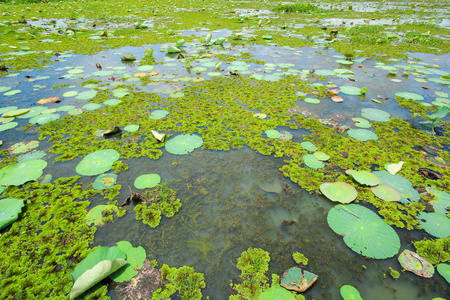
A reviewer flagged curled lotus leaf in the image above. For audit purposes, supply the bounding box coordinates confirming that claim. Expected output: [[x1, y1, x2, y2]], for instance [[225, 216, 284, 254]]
[[437, 263, 450, 284], [0, 159, 47, 186], [110, 241, 146, 282], [340, 285, 363, 300], [398, 250, 434, 278], [371, 185, 401, 202], [76, 149, 120, 176], [92, 173, 117, 190], [0, 198, 25, 230], [37, 97, 60, 104], [327, 204, 400, 259], [134, 174, 161, 189], [165, 134, 203, 155], [417, 212, 450, 238], [345, 170, 380, 186], [280, 267, 318, 293], [320, 182, 357, 203], [167, 46, 181, 53], [8, 141, 39, 155], [385, 161, 404, 175]]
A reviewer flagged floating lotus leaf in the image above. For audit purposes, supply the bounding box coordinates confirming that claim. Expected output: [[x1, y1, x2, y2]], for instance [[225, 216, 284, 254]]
[[280, 267, 318, 292], [340, 285, 363, 300], [86, 205, 118, 226], [303, 154, 325, 169], [104, 99, 122, 106], [426, 186, 450, 214], [265, 129, 281, 139], [2, 108, 29, 118], [0, 159, 47, 186], [346, 170, 380, 186], [37, 97, 60, 104], [68, 108, 83, 115], [395, 92, 424, 101], [8, 141, 39, 155], [82, 103, 102, 111], [56, 105, 76, 111], [70, 259, 127, 299], [301, 141, 318, 151], [169, 91, 184, 98], [149, 109, 169, 120], [279, 130, 293, 141], [63, 91, 78, 97], [320, 182, 357, 203], [0, 106, 18, 114], [437, 263, 450, 284], [360, 108, 390, 122], [124, 124, 139, 132], [372, 171, 420, 204], [340, 86, 363, 95], [0, 122, 18, 132], [336, 60, 354, 65], [305, 97, 320, 104], [165, 134, 203, 155], [92, 173, 117, 190], [76, 90, 97, 100], [0, 117, 14, 124], [417, 212, 450, 238], [398, 250, 434, 278], [137, 65, 154, 71], [76, 149, 120, 176], [347, 129, 378, 141], [385, 161, 404, 175], [258, 286, 294, 300], [327, 204, 400, 259], [151, 130, 166, 142], [29, 114, 60, 125], [371, 185, 401, 202], [253, 113, 266, 119], [134, 174, 161, 189], [0, 198, 25, 230], [110, 241, 146, 283], [167, 46, 181, 53], [352, 118, 371, 128]]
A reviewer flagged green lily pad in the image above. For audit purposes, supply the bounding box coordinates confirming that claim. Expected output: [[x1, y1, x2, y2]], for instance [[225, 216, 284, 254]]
[[149, 109, 169, 120], [82, 103, 102, 111], [372, 171, 420, 204], [0, 106, 18, 115], [303, 154, 325, 169], [253, 113, 267, 119], [347, 129, 378, 141], [426, 186, 450, 215], [0, 198, 25, 230], [124, 124, 139, 132], [109, 241, 146, 283], [437, 263, 450, 284], [8, 141, 39, 155], [0, 159, 47, 186], [137, 65, 154, 71], [340, 86, 363, 95], [265, 129, 281, 139], [104, 99, 122, 106], [2, 108, 29, 118], [258, 286, 294, 300], [0, 122, 18, 132], [76, 90, 97, 100], [17, 150, 46, 163], [313, 151, 330, 161], [76, 149, 120, 176], [56, 105, 77, 112], [63, 91, 78, 97], [328, 204, 400, 258], [165, 134, 203, 155], [304, 97, 321, 104], [320, 182, 357, 203], [86, 205, 118, 226], [346, 170, 380, 186], [417, 212, 450, 238], [336, 60, 354, 65], [92, 173, 117, 190], [301, 141, 318, 151], [280, 267, 318, 292], [398, 249, 434, 278], [29, 114, 60, 125], [371, 185, 401, 202], [360, 108, 390, 122], [395, 92, 424, 101], [340, 285, 363, 300], [134, 174, 161, 189]]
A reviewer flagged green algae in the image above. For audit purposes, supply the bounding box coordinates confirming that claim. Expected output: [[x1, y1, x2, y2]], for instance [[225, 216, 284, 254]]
[[413, 237, 450, 265]]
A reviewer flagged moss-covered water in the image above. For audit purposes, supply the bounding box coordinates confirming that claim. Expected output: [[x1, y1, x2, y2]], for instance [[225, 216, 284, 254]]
[[0, 0, 450, 299]]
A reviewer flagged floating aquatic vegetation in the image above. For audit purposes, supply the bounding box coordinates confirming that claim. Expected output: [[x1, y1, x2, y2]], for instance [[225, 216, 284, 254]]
[[395, 92, 424, 101], [398, 249, 434, 278], [303, 154, 325, 169], [109, 241, 146, 283], [82, 103, 102, 111], [29, 113, 61, 125], [320, 182, 357, 203], [149, 109, 169, 120], [437, 263, 450, 284], [134, 174, 161, 189], [92, 173, 117, 190], [124, 124, 139, 132], [0, 159, 47, 186], [280, 267, 317, 292], [347, 129, 378, 141], [426, 186, 450, 215], [85, 204, 120, 226], [121, 53, 136, 61], [0, 198, 24, 230], [371, 185, 401, 202], [76, 149, 120, 176], [360, 108, 390, 122], [372, 171, 420, 204], [265, 129, 281, 139], [346, 170, 379, 186], [37, 97, 60, 104], [8, 141, 39, 155], [313, 151, 330, 161], [2, 108, 29, 118], [417, 212, 450, 239], [340, 285, 363, 300], [165, 134, 203, 155], [0, 122, 18, 132], [327, 204, 400, 259], [385, 161, 404, 175], [339, 86, 364, 96], [258, 286, 294, 300], [300, 141, 318, 152]]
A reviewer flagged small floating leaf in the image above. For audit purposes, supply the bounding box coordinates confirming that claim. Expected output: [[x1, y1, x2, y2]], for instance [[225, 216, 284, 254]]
[[280, 267, 317, 293], [76, 149, 120, 176], [303, 154, 325, 169], [300, 141, 318, 151], [320, 182, 357, 203], [0, 198, 25, 230], [340, 285, 363, 300], [92, 173, 117, 190], [345, 170, 380, 186], [134, 174, 161, 189], [347, 129, 378, 141], [165, 134, 203, 155], [437, 263, 450, 284], [385, 161, 404, 175], [371, 185, 401, 202], [265, 129, 281, 139]]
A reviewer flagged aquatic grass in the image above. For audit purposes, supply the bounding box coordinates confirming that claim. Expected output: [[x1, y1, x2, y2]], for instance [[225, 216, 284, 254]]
[[273, 2, 323, 13]]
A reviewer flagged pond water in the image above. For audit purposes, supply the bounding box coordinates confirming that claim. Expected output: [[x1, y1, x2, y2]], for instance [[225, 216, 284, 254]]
[[1, 0, 450, 299]]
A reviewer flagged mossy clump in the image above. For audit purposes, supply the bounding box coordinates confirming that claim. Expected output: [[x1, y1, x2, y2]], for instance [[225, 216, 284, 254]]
[[413, 237, 450, 264], [292, 252, 308, 266], [389, 267, 400, 279]]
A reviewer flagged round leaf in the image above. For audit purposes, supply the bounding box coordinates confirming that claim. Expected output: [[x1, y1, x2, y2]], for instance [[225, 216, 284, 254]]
[[371, 185, 401, 202], [0, 198, 25, 230], [320, 182, 357, 203], [340, 285, 363, 300], [0, 159, 47, 186], [346, 170, 380, 186], [165, 134, 203, 155], [437, 263, 450, 284], [417, 212, 450, 238], [76, 149, 120, 176], [92, 173, 117, 190], [110, 241, 147, 282], [347, 129, 378, 141], [134, 174, 161, 189]]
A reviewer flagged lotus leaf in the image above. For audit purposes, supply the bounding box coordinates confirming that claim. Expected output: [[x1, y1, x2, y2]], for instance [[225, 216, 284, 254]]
[[86, 205, 118, 226], [124, 124, 139, 132], [165, 134, 203, 155], [437, 263, 450, 284], [360, 108, 390, 122], [327, 204, 400, 258], [320, 182, 357, 203], [134, 174, 161, 189], [385, 161, 404, 175], [37, 96, 60, 104], [371, 185, 401, 202], [253, 113, 267, 119], [29, 114, 60, 125], [340, 285, 363, 300], [63, 91, 78, 97], [0, 159, 47, 186], [336, 60, 354, 65], [395, 92, 424, 101], [426, 186, 450, 215], [417, 212, 450, 238], [300, 141, 318, 151], [0, 198, 25, 230], [305, 97, 320, 104], [2, 108, 29, 118], [258, 286, 295, 300], [0, 122, 18, 132], [149, 109, 169, 120], [340, 86, 363, 95], [167, 46, 181, 53], [346, 170, 380, 186], [303, 154, 325, 169], [347, 129, 378, 141], [76, 90, 97, 100], [110, 241, 146, 282], [76, 149, 120, 176], [92, 173, 117, 190], [398, 250, 434, 278], [0, 106, 18, 114], [8, 141, 39, 155], [70, 259, 127, 299], [104, 99, 122, 106], [280, 267, 318, 292], [265, 129, 281, 139], [372, 171, 420, 204], [352, 117, 372, 128], [56, 105, 77, 111], [82, 103, 101, 111], [279, 131, 293, 141]]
